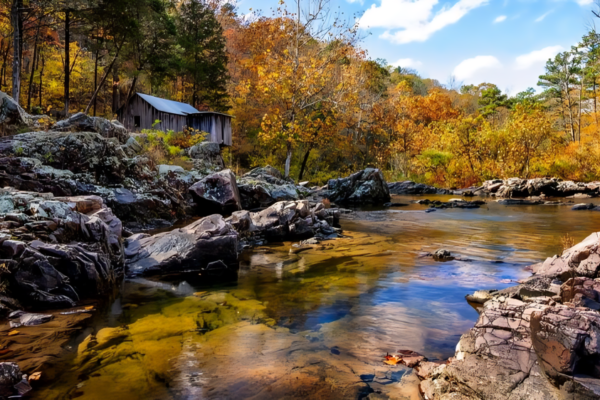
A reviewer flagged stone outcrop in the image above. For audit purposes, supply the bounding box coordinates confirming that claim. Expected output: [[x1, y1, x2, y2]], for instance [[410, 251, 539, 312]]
[[0, 189, 123, 311], [189, 169, 241, 213], [124, 214, 238, 276], [327, 168, 390, 204], [483, 177, 600, 198], [230, 200, 340, 246], [50, 112, 129, 143], [416, 232, 600, 399], [237, 166, 305, 210], [0, 131, 190, 230]]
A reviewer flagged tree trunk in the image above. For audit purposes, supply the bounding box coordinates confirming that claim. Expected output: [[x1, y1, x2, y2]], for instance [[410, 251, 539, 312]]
[[84, 48, 122, 115], [112, 64, 120, 114], [64, 10, 70, 117], [10, 0, 22, 104], [38, 53, 44, 108], [93, 43, 99, 116], [284, 141, 292, 178], [26, 23, 40, 111], [298, 145, 312, 181], [122, 75, 138, 126]]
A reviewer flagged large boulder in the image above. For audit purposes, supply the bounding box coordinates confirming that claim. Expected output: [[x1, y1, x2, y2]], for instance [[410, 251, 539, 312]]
[[327, 168, 390, 204], [124, 214, 238, 276], [51, 112, 129, 144], [189, 169, 241, 213], [237, 166, 304, 210]]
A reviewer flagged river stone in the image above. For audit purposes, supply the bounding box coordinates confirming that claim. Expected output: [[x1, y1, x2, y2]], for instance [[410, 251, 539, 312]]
[[189, 169, 241, 213], [0, 362, 22, 397], [124, 214, 239, 276], [327, 168, 390, 204], [388, 181, 451, 195]]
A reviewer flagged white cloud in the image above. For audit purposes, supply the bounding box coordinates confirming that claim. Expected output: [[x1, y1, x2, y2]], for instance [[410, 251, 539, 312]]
[[359, 0, 489, 44], [392, 58, 423, 68], [446, 45, 564, 94], [576, 0, 593, 5], [535, 10, 552, 22], [515, 45, 563, 70], [494, 15, 507, 23], [452, 55, 502, 81]]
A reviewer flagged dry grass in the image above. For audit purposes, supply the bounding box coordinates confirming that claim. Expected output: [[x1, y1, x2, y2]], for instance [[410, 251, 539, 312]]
[[561, 233, 575, 253]]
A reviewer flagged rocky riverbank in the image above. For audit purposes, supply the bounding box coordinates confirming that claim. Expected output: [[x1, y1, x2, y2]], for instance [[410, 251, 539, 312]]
[[404, 233, 600, 399], [389, 177, 600, 200]]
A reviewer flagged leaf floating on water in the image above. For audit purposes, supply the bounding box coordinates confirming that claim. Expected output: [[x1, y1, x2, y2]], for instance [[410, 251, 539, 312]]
[[193, 291, 207, 297], [84, 306, 94, 311], [8, 330, 19, 336], [383, 353, 402, 365], [0, 349, 12, 355], [29, 372, 42, 381]]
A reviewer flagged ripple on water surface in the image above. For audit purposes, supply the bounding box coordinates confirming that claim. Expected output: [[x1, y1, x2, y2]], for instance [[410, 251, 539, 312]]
[[33, 195, 600, 399]]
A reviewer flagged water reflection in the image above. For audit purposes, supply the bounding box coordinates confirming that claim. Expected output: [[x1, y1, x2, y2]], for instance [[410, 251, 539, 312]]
[[33, 195, 600, 399]]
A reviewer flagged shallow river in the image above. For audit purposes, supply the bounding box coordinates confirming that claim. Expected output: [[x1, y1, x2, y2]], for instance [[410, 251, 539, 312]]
[[33, 195, 600, 399]]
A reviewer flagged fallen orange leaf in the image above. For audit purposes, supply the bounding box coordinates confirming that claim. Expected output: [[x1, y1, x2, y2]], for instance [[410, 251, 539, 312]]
[[383, 353, 402, 365], [29, 372, 42, 381], [193, 292, 207, 297], [84, 306, 94, 311], [8, 330, 19, 336]]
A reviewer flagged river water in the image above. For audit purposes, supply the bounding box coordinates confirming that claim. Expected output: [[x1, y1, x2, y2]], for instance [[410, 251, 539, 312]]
[[32, 195, 600, 399]]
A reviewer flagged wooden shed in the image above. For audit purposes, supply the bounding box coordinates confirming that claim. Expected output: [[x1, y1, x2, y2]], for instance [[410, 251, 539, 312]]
[[117, 93, 232, 146]]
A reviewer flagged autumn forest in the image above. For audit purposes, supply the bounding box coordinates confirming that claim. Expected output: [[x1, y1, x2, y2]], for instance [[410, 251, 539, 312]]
[[2, 0, 600, 187]]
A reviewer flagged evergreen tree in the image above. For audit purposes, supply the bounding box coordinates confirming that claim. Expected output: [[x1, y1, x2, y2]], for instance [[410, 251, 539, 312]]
[[177, 0, 229, 111]]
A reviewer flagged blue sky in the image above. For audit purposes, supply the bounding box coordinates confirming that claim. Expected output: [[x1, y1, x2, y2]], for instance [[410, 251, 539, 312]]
[[237, 0, 596, 94]]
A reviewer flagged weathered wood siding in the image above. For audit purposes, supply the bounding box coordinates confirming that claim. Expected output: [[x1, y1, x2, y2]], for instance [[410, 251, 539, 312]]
[[187, 114, 232, 146], [117, 94, 232, 146], [118, 95, 188, 132]]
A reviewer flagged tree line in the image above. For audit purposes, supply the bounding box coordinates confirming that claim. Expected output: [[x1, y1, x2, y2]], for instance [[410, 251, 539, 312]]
[[2, 0, 600, 186]]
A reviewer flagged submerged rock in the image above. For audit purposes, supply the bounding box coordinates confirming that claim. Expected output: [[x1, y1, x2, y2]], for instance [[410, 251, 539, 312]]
[[327, 168, 390, 204]]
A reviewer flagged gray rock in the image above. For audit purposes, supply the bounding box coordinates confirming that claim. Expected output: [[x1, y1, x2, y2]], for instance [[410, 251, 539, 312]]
[[51, 112, 129, 143], [328, 168, 390, 204], [388, 181, 451, 195], [0, 362, 22, 397], [189, 169, 241, 213], [124, 214, 238, 276], [158, 164, 185, 175]]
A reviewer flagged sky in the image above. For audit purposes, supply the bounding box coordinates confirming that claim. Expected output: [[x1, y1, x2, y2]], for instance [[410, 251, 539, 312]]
[[237, 0, 597, 95]]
